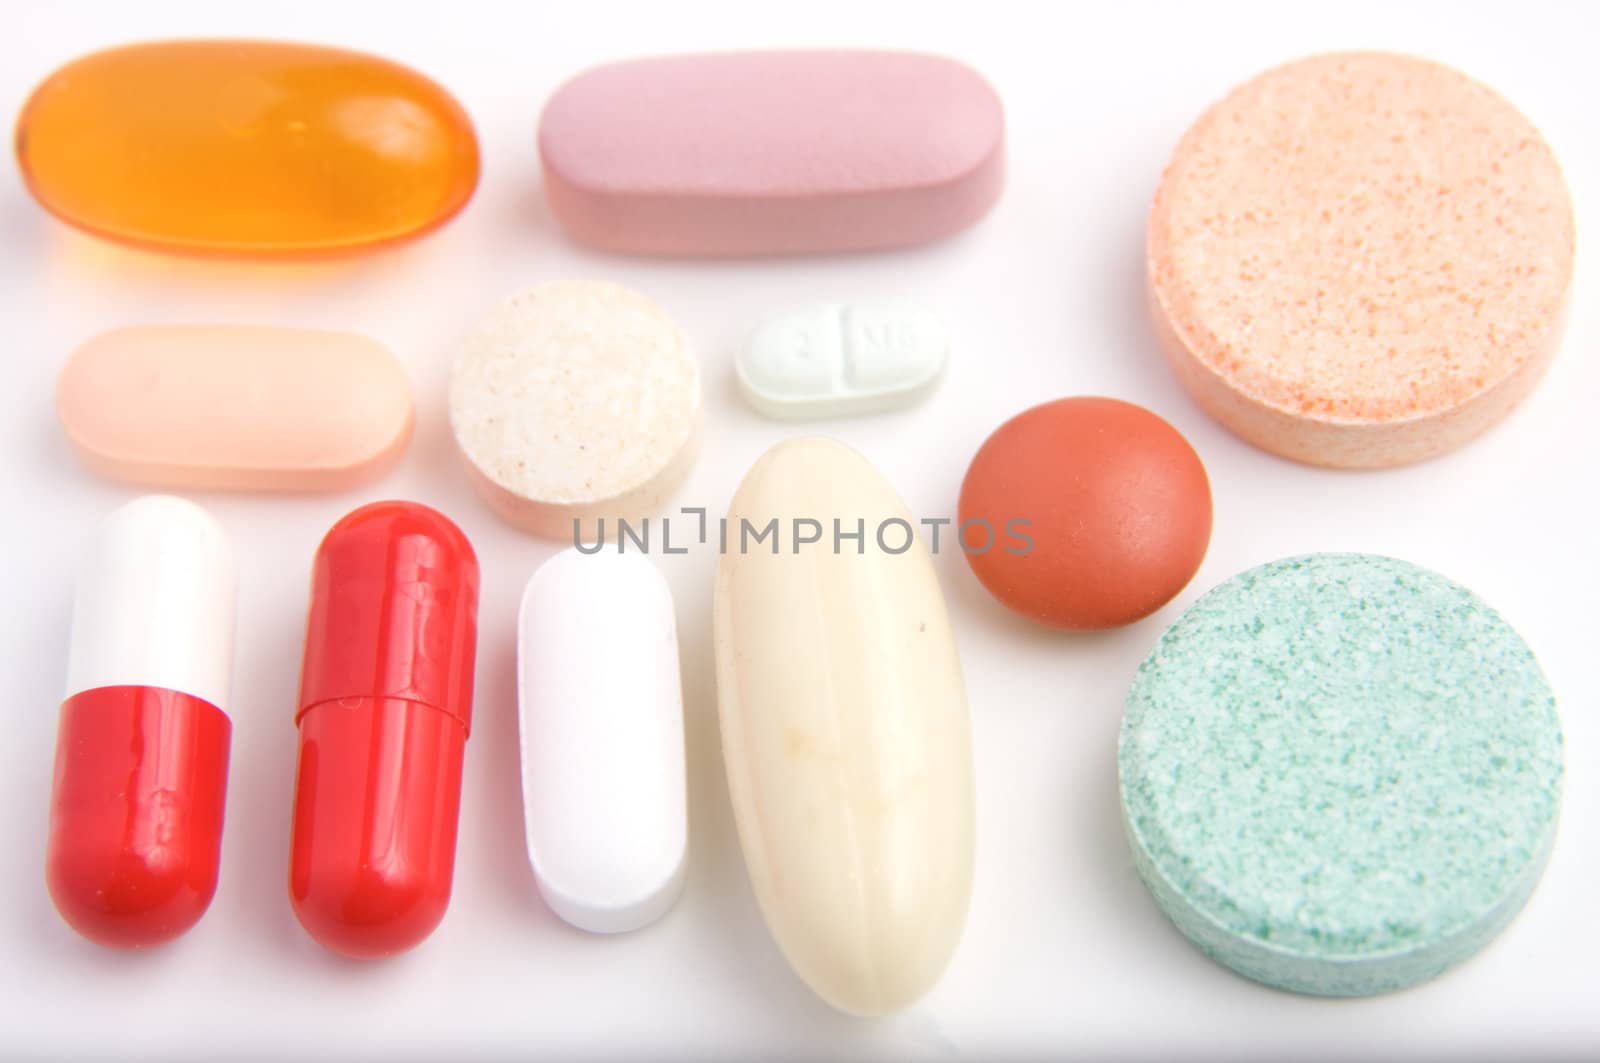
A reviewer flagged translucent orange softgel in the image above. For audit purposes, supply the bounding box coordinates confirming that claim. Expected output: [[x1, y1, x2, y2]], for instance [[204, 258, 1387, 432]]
[[15, 40, 480, 256]]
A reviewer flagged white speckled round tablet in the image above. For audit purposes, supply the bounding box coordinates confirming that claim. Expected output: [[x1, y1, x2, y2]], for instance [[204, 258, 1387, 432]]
[[449, 280, 701, 539], [1120, 554, 1562, 996]]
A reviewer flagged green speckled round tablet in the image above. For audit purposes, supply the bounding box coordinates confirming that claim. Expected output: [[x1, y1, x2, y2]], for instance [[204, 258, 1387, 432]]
[[1119, 553, 1562, 996]]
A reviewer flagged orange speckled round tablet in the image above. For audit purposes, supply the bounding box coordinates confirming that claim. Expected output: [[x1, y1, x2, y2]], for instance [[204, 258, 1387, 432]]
[[1148, 52, 1574, 467], [958, 397, 1212, 630]]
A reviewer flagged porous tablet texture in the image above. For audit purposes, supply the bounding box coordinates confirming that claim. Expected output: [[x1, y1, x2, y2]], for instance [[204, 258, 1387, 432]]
[[1149, 53, 1574, 467], [1120, 554, 1562, 996], [449, 280, 700, 539]]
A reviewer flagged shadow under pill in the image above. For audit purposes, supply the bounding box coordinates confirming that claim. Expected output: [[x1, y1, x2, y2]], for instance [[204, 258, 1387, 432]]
[[465, 622, 563, 926], [1111, 210, 1199, 413], [227, 620, 316, 957], [667, 568, 845, 1020]]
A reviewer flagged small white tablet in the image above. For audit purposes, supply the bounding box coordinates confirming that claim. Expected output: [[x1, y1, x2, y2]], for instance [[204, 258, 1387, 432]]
[[736, 300, 948, 420]]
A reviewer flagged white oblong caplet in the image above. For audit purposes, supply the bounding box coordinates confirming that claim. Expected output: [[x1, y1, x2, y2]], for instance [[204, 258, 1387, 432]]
[[65, 494, 236, 711], [517, 546, 688, 933]]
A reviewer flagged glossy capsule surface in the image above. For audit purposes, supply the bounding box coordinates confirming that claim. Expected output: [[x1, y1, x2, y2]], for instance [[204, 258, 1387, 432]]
[[47, 495, 236, 949], [289, 501, 479, 958], [15, 40, 480, 256]]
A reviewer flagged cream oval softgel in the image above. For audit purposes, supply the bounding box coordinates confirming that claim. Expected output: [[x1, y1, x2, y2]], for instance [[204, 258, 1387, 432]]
[[1120, 553, 1562, 996], [714, 438, 974, 1015]]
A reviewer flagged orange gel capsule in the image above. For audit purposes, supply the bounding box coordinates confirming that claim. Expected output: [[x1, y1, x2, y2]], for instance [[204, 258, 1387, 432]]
[[14, 40, 480, 256]]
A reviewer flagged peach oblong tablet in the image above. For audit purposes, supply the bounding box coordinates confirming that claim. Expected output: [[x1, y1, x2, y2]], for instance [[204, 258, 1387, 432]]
[[56, 325, 413, 491], [1148, 52, 1575, 467], [538, 51, 1005, 257]]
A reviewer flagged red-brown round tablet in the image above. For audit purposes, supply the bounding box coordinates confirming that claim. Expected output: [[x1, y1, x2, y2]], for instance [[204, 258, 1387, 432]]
[[958, 397, 1212, 629]]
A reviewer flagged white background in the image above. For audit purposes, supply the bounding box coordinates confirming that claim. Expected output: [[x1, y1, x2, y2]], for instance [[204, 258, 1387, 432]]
[[2, 1, 1596, 1059]]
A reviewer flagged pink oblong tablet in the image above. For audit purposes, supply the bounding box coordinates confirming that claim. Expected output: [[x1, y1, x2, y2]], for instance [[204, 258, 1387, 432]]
[[57, 325, 413, 491], [538, 51, 1005, 257]]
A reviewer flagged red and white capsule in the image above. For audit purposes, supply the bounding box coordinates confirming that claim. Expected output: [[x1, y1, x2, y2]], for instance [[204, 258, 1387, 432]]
[[46, 495, 236, 948]]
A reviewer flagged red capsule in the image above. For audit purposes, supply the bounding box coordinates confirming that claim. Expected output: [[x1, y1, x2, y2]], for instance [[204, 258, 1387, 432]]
[[288, 501, 478, 958]]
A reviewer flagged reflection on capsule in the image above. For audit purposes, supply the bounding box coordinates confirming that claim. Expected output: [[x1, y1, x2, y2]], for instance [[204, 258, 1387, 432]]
[[46, 495, 236, 948], [288, 501, 479, 958]]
